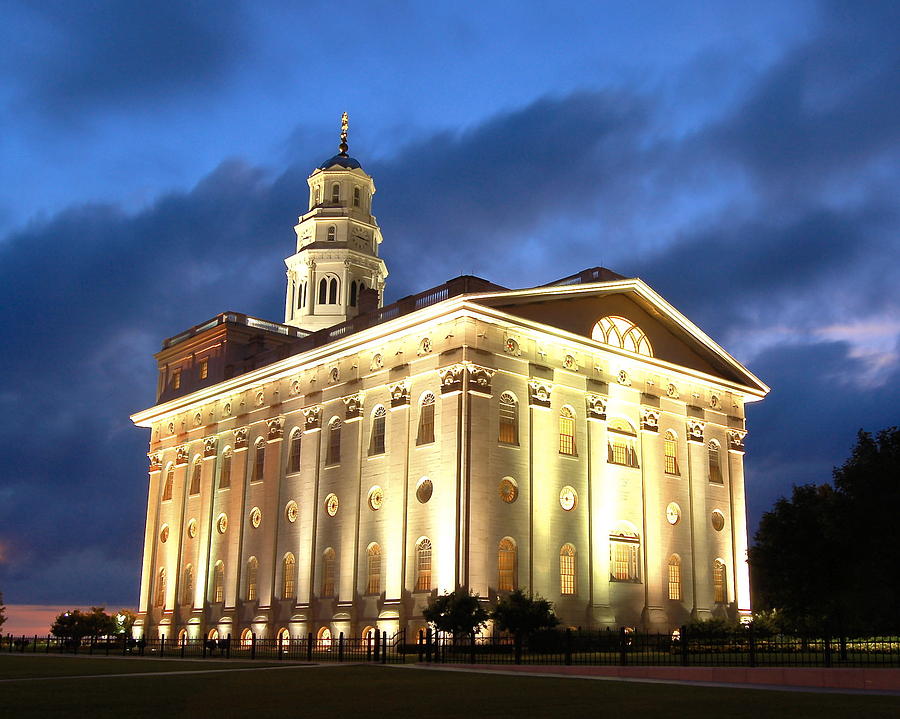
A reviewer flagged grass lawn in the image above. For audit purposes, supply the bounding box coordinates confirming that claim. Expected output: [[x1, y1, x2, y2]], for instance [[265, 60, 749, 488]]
[[0, 655, 291, 679], [1, 657, 899, 718]]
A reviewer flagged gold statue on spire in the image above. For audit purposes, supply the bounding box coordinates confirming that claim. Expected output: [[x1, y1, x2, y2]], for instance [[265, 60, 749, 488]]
[[339, 112, 349, 156]]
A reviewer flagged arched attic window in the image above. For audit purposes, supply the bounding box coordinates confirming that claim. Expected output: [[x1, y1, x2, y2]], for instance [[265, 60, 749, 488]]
[[591, 316, 653, 356], [331, 183, 340, 203]]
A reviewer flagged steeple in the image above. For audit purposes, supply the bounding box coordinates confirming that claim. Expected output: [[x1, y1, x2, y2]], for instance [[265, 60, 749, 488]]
[[283, 114, 389, 332]]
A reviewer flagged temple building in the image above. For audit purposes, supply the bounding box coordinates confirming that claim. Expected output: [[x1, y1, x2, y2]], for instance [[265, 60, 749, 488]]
[[130, 115, 769, 643]]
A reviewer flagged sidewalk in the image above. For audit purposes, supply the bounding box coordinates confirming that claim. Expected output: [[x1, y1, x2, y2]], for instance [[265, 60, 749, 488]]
[[404, 663, 900, 694]]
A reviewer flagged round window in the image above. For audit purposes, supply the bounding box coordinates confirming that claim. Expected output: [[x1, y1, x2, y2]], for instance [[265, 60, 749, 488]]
[[559, 486, 577, 512], [498, 478, 518, 504], [416, 478, 433, 504], [250, 507, 262, 528], [711, 510, 725, 532], [666, 503, 681, 525], [187, 518, 197, 538], [368, 486, 384, 511], [159, 524, 169, 543], [286, 500, 299, 523], [325, 493, 339, 517], [217, 513, 228, 534]]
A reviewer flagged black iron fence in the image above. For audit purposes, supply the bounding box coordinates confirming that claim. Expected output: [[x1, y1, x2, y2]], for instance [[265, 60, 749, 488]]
[[413, 627, 900, 668], [1, 630, 407, 664], [5, 627, 900, 668]]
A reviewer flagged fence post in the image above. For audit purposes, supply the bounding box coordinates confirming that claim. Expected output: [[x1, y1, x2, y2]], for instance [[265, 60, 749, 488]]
[[824, 633, 832, 668], [748, 624, 756, 667], [681, 625, 688, 667], [47, 635, 51, 654], [565, 628, 573, 666], [181, 635, 186, 658], [470, 632, 476, 664], [514, 633, 522, 666], [250, 632, 256, 660], [373, 630, 380, 662], [307, 632, 313, 662], [425, 627, 432, 663], [839, 635, 848, 662], [619, 627, 628, 666], [202, 637, 207, 659], [88, 635, 94, 655], [226, 633, 231, 659], [160, 634, 165, 658], [338, 632, 344, 662], [381, 631, 387, 664]]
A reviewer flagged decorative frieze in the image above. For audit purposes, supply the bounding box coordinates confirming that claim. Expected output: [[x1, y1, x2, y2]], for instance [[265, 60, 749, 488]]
[[233, 426, 249, 450], [640, 408, 660, 432], [303, 405, 322, 431], [728, 430, 746, 453], [468, 365, 494, 396], [389, 380, 410, 408], [439, 364, 465, 395], [289, 378, 302, 396], [343, 394, 363, 420], [586, 394, 607, 421], [148, 452, 162, 472], [528, 380, 552, 408], [266, 416, 285, 441], [203, 436, 218, 458], [687, 420, 706, 444], [175, 445, 189, 465]]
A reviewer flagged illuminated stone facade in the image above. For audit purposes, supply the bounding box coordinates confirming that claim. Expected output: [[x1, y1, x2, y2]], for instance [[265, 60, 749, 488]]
[[131, 128, 768, 642]]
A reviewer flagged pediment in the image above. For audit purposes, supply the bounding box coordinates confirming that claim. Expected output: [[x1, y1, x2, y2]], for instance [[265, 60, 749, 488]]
[[472, 280, 767, 395]]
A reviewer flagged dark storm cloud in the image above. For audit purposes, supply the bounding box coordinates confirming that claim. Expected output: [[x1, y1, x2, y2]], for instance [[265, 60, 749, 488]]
[[8, 0, 248, 117]]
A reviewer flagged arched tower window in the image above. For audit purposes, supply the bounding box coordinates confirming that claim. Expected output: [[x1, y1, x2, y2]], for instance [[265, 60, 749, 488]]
[[499, 392, 518, 445], [417, 393, 435, 445], [668, 555, 682, 600], [608, 418, 639, 468], [246, 557, 258, 601], [282, 553, 296, 599], [313, 186, 320, 206], [369, 406, 386, 456], [350, 280, 358, 307], [331, 183, 340, 203], [182, 565, 194, 606], [329, 277, 338, 304], [189, 456, 202, 495], [664, 430, 680, 475], [591, 316, 653, 356], [327, 418, 342, 465], [213, 561, 225, 603], [322, 548, 336, 597], [220, 448, 232, 489], [162, 464, 174, 501], [301, 282, 307, 308], [318, 277, 328, 304], [252, 438, 265, 482], [498, 537, 517, 592], [559, 406, 577, 456], [560, 544, 576, 595], [326, 225, 336, 241], [708, 441, 723, 484], [288, 429, 302, 473], [155, 567, 167, 607], [415, 538, 432, 591], [713, 559, 727, 604], [353, 186, 361, 207], [366, 543, 382, 595]]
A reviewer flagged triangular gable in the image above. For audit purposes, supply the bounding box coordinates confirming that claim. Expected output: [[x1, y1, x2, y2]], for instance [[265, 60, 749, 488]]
[[470, 279, 768, 395]]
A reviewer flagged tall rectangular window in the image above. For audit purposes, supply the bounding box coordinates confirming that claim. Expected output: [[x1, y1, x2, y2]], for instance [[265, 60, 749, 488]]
[[252, 442, 265, 482], [322, 550, 336, 596], [559, 407, 576, 455], [498, 392, 518, 445], [664, 432, 679, 475], [708, 442, 723, 484], [610, 539, 640, 582], [560, 545, 576, 595], [366, 544, 381, 595], [668, 556, 682, 600], [369, 407, 386, 455], [417, 394, 435, 445], [327, 420, 341, 465], [415, 539, 432, 591], [288, 431, 302, 473], [199, 359, 208, 380], [498, 538, 517, 592], [189, 460, 201, 495], [220, 451, 232, 489]]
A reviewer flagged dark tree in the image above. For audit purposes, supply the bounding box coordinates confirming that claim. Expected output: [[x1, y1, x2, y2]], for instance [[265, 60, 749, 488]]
[[749, 427, 900, 634], [491, 589, 559, 638], [51, 607, 117, 641], [423, 589, 489, 639], [0, 592, 6, 633]]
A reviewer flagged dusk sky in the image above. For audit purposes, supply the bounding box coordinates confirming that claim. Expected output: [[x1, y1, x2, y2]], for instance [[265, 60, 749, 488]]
[[1, 0, 898, 615]]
